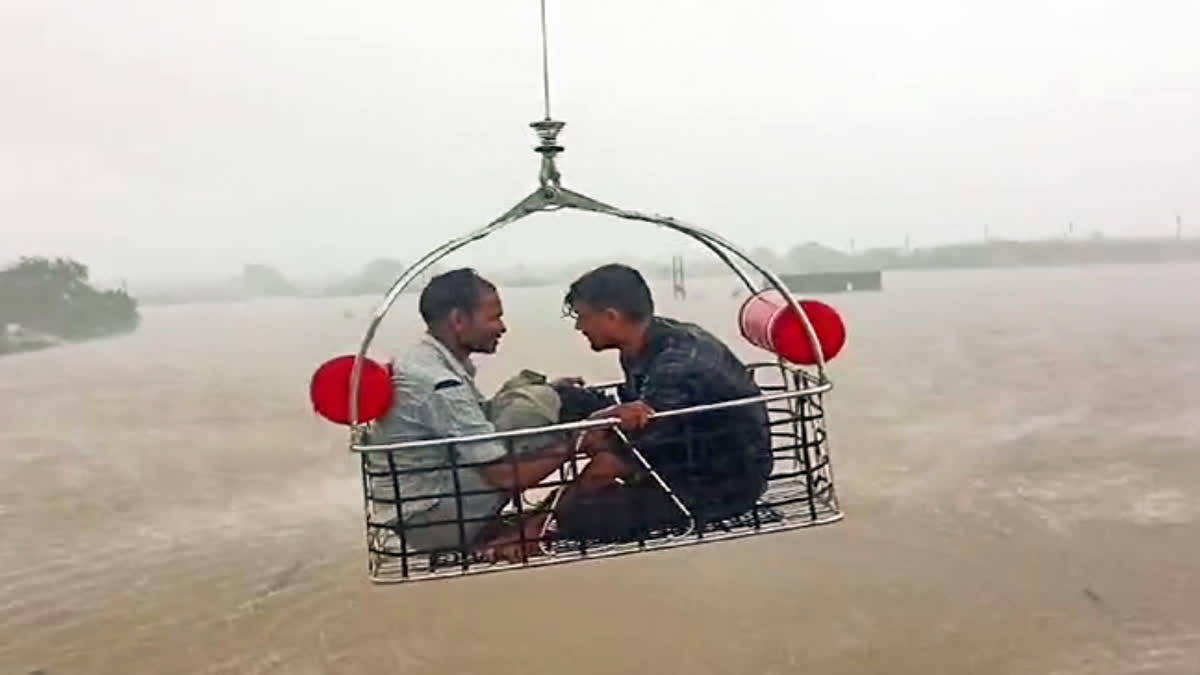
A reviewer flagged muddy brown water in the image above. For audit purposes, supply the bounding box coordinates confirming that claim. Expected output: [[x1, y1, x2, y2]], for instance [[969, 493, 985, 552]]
[[2, 264, 1198, 674]]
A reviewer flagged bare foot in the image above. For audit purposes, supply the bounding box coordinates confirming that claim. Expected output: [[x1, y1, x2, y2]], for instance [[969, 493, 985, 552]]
[[480, 513, 549, 563]]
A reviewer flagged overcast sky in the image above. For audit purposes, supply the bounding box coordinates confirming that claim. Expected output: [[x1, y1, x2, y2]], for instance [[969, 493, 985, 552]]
[[2, 0, 1198, 282]]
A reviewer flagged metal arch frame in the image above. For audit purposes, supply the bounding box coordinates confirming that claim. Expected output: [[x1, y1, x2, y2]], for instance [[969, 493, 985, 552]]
[[346, 125, 833, 428]]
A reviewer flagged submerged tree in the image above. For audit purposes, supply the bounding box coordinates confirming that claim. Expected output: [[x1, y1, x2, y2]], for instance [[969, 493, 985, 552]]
[[0, 256, 140, 340]]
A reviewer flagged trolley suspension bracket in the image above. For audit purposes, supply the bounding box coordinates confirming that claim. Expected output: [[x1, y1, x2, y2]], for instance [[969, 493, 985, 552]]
[[486, 116, 614, 221], [492, 182, 618, 226], [531, 117, 566, 195]]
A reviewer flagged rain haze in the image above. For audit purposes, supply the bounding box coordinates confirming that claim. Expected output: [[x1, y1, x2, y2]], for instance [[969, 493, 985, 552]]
[[4, 3, 1200, 675], [2, 0, 1198, 281]]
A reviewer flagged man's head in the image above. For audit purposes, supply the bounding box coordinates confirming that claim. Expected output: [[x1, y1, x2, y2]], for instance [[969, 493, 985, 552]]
[[563, 263, 654, 351], [418, 268, 505, 356]]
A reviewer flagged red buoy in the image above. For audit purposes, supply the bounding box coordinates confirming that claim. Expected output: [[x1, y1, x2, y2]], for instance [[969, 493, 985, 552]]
[[738, 290, 846, 365], [309, 355, 394, 425]]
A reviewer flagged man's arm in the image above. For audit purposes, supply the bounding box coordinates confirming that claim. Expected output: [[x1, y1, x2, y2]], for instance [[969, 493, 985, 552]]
[[616, 349, 698, 451], [478, 440, 574, 493], [428, 382, 570, 492]]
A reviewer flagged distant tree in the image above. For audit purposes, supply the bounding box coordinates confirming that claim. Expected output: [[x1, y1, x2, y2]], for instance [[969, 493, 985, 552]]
[[241, 264, 298, 296], [0, 256, 140, 339], [324, 258, 448, 296], [359, 258, 407, 291], [750, 247, 780, 267]]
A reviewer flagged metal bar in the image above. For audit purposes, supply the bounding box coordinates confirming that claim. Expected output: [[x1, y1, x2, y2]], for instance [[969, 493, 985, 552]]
[[366, 510, 845, 585], [795, 370, 818, 522], [351, 384, 830, 453], [614, 428, 695, 538], [811, 392, 839, 510], [507, 437, 530, 564], [447, 442, 469, 572], [383, 450, 410, 579]]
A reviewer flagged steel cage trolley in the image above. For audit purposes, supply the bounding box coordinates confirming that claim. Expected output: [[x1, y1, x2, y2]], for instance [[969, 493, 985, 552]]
[[308, 0, 851, 585]]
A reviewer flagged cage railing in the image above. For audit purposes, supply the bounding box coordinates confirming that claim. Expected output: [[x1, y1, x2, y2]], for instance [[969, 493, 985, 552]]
[[355, 362, 840, 583]]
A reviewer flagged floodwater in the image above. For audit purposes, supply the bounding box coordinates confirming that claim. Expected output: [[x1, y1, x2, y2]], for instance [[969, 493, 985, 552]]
[[2, 263, 1198, 674]]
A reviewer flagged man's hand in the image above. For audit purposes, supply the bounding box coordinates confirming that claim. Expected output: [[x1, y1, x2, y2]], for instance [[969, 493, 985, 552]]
[[589, 401, 655, 432], [549, 376, 585, 388], [481, 513, 549, 564], [576, 428, 614, 456]]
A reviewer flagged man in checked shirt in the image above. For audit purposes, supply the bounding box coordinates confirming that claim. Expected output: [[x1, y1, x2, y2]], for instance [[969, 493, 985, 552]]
[[553, 263, 774, 542]]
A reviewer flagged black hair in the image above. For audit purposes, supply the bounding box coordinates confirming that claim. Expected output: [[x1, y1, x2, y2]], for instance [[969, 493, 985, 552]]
[[563, 263, 654, 322], [418, 268, 496, 326]]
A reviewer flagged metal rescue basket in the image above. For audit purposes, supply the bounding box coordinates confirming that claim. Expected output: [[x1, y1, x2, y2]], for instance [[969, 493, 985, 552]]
[[309, 0, 849, 584]]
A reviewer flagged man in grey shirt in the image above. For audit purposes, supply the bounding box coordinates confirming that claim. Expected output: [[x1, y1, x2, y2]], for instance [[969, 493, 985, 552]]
[[369, 268, 578, 559]]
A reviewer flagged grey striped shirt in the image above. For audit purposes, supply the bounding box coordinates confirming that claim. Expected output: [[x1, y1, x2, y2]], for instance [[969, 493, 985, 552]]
[[368, 334, 509, 521]]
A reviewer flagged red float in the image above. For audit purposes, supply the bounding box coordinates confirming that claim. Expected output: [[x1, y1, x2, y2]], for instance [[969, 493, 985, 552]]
[[738, 290, 846, 365], [309, 355, 394, 425]]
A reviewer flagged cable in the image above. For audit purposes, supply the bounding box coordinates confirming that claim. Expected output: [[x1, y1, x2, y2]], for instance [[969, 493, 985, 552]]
[[539, 0, 552, 119]]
